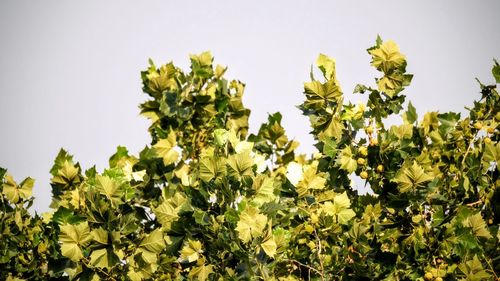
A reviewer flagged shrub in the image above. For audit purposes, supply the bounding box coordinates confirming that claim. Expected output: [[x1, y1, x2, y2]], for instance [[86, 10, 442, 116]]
[[1, 37, 499, 280]]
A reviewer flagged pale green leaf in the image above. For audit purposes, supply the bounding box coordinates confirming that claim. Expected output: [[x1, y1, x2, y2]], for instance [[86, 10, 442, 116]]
[[316, 53, 336, 80], [236, 206, 268, 243], [261, 235, 277, 258], [463, 213, 493, 239], [227, 151, 254, 178], [188, 264, 214, 281], [2, 175, 34, 203], [59, 222, 92, 262], [92, 227, 109, 244], [140, 229, 166, 254], [336, 146, 357, 173], [393, 161, 433, 192], [179, 239, 203, 263], [153, 130, 179, 166], [90, 248, 118, 270]]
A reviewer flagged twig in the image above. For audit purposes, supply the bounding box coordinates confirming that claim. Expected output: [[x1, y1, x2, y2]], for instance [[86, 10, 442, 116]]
[[283, 259, 323, 277]]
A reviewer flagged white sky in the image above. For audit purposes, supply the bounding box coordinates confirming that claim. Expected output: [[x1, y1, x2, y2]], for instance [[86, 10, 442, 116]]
[[1, 1, 499, 213]]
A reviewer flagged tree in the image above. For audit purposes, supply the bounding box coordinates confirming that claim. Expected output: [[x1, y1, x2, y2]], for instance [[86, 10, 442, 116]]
[[1, 37, 499, 280]]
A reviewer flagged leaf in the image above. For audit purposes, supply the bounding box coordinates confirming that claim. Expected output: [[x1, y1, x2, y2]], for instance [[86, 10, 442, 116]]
[[123, 161, 146, 182], [322, 192, 356, 225], [188, 264, 214, 281], [213, 128, 229, 146], [463, 213, 492, 239], [261, 235, 277, 258], [390, 124, 413, 140], [59, 222, 92, 262], [153, 201, 179, 229], [321, 115, 344, 141], [493, 58, 500, 83], [458, 255, 492, 281], [92, 227, 109, 244], [109, 146, 129, 168], [96, 175, 123, 205], [199, 156, 226, 182], [2, 175, 34, 203], [179, 239, 203, 263], [322, 137, 338, 158], [153, 130, 179, 166], [51, 160, 80, 188], [369, 40, 406, 73], [482, 142, 500, 171], [304, 79, 342, 102], [296, 162, 326, 197], [140, 228, 166, 254], [393, 161, 433, 192], [90, 248, 118, 270], [236, 206, 268, 243], [227, 151, 254, 178], [252, 175, 276, 206], [316, 53, 336, 80], [336, 146, 357, 173], [50, 148, 74, 176], [402, 101, 418, 124]]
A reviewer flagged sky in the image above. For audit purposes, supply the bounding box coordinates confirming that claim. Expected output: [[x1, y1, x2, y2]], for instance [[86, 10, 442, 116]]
[[1, 1, 499, 213]]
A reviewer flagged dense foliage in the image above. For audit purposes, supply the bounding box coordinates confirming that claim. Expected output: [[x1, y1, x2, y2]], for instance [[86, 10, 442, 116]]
[[1, 37, 500, 280]]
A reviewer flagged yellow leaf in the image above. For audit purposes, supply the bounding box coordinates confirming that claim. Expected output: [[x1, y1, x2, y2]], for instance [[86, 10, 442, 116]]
[[369, 40, 406, 73], [261, 235, 277, 258], [2, 175, 34, 203], [179, 239, 203, 263]]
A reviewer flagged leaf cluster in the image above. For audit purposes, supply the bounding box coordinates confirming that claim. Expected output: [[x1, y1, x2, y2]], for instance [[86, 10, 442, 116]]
[[1, 37, 499, 281]]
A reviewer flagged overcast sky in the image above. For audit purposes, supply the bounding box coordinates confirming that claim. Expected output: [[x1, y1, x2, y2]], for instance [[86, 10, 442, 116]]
[[1, 1, 499, 213]]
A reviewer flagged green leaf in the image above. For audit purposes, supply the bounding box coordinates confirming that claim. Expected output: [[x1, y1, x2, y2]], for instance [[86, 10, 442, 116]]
[[393, 161, 433, 192], [322, 137, 338, 158], [109, 146, 129, 168], [390, 124, 413, 140], [463, 213, 493, 239], [153, 200, 179, 230], [402, 101, 417, 124], [321, 115, 344, 141], [50, 148, 74, 176], [492, 58, 500, 83], [458, 255, 492, 281], [236, 205, 267, 243], [304, 79, 342, 102], [59, 222, 92, 262], [482, 142, 500, 171]]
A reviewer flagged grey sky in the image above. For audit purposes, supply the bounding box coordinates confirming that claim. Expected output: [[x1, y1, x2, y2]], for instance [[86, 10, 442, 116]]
[[1, 1, 499, 213]]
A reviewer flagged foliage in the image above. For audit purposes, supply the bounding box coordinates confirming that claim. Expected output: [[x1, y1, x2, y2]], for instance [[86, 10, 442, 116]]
[[1, 37, 499, 280]]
